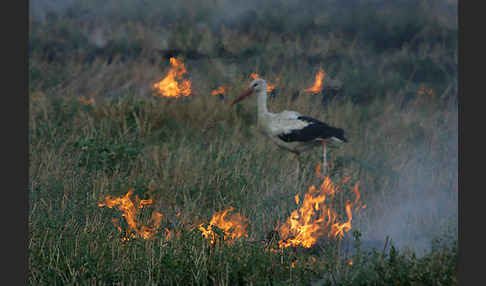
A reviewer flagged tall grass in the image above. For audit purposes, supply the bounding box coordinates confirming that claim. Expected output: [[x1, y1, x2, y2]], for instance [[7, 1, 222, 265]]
[[29, 83, 457, 284]]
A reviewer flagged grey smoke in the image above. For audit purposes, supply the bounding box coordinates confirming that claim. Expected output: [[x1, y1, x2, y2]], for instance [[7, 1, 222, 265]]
[[29, 0, 457, 29], [358, 117, 458, 255]]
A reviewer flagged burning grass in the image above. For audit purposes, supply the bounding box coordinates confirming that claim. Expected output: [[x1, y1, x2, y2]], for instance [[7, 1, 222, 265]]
[[78, 95, 95, 105], [29, 53, 457, 285], [152, 57, 192, 98], [278, 172, 363, 248], [303, 68, 326, 94], [98, 164, 365, 251], [198, 206, 248, 245], [211, 86, 227, 96], [98, 189, 170, 241]]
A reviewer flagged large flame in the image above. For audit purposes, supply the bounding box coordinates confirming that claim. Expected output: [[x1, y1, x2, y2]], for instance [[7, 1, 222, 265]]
[[98, 166, 364, 248], [278, 166, 364, 248], [198, 206, 248, 245], [153, 57, 192, 98], [304, 69, 326, 94], [98, 189, 168, 241], [250, 73, 279, 92]]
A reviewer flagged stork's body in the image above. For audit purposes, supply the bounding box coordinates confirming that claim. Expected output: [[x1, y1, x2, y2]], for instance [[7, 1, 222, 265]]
[[233, 78, 347, 175]]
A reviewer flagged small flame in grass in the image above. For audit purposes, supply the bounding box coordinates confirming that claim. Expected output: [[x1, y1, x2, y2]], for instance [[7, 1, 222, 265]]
[[250, 73, 259, 80], [198, 207, 248, 245], [98, 189, 167, 241], [417, 84, 434, 96], [304, 69, 326, 94], [78, 96, 95, 105], [30, 91, 46, 102], [290, 256, 318, 269], [348, 260, 354, 266], [211, 86, 226, 96], [250, 73, 279, 92], [278, 165, 363, 248], [153, 57, 192, 98]]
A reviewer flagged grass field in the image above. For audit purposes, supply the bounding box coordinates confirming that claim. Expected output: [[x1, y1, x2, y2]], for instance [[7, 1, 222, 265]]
[[29, 0, 458, 284]]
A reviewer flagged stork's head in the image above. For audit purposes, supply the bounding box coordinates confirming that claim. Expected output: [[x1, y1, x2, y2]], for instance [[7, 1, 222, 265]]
[[232, 78, 267, 105]]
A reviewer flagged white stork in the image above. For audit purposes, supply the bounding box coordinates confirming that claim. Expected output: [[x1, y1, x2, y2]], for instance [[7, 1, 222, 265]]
[[232, 78, 347, 176]]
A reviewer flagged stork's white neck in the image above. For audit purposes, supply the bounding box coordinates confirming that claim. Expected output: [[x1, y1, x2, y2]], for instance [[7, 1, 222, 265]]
[[257, 89, 270, 118]]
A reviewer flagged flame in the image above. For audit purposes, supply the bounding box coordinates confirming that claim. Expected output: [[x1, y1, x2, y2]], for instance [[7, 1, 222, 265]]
[[278, 166, 362, 248], [250, 73, 279, 92], [304, 69, 326, 94], [417, 84, 434, 96], [211, 86, 226, 96], [30, 91, 46, 102], [153, 57, 192, 98], [348, 259, 354, 266], [98, 189, 167, 241], [198, 206, 248, 245], [78, 96, 95, 105], [250, 73, 259, 80], [290, 257, 318, 269]]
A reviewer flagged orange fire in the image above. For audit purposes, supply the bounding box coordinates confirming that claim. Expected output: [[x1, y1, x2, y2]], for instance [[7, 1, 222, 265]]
[[250, 73, 279, 92], [304, 69, 326, 94], [153, 57, 192, 98], [98, 189, 167, 241], [278, 166, 363, 248], [30, 91, 46, 102], [198, 206, 248, 245], [289, 256, 317, 269], [78, 96, 95, 105], [417, 84, 434, 96], [211, 86, 226, 96]]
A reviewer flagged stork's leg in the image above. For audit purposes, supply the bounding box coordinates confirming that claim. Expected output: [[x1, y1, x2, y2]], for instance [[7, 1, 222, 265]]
[[322, 140, 327, 176], [295, 153, 300, 178]]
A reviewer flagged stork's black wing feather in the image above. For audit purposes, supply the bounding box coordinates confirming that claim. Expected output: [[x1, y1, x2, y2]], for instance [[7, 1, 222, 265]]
[[278, 116, 348, 143], [297, 116, 327, 125]]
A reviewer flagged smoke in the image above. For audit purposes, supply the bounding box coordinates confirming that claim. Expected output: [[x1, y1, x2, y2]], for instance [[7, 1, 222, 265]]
[[29, 0, 76, 21], [29, 0, 457, 28], [358, 112, 458, 255], [362, 191, 457, 255]]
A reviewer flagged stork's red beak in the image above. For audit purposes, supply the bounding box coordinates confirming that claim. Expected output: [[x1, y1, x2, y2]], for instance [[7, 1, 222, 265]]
[[231, 88, 253, 105]]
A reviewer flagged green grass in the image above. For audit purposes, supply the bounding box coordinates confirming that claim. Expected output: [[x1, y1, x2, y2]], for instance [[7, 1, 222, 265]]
[[29, 89, 458, 285], [29, 1, 457, 284]]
